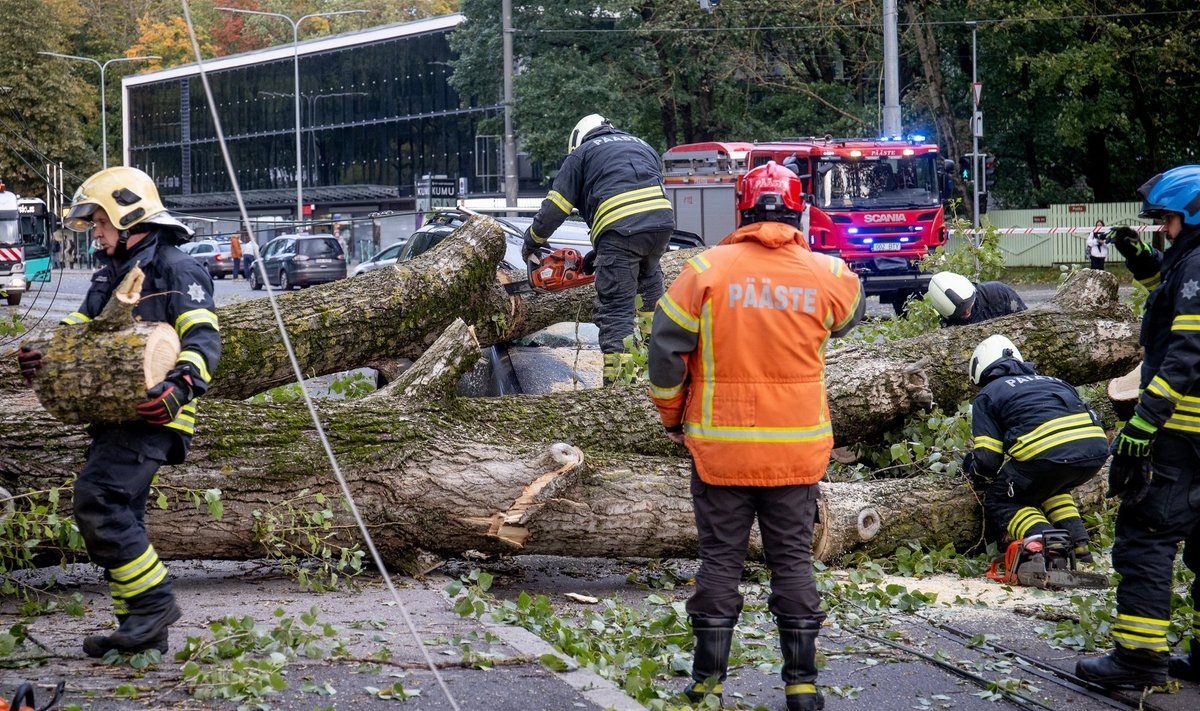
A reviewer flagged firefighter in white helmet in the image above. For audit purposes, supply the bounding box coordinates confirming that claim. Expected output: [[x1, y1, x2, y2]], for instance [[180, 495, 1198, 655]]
[[17, 166, 220, 659], [928, 271, 1026, 326]]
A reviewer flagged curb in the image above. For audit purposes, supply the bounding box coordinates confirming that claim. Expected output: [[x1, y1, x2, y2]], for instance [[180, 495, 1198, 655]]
[[434, 580, 646, 711]]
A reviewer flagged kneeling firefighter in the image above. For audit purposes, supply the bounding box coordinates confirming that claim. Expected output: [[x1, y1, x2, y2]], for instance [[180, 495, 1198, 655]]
[[17, 167, 221, 657], [928, 271, 1026, 327], [648, 161, 865, 709]]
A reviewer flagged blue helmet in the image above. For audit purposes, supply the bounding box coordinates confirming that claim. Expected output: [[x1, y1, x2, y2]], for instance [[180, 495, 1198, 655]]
[[1138, 165, 1200, 225]]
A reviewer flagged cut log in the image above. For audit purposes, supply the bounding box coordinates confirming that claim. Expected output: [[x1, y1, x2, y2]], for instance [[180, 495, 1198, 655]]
[[30, 266, 181, 425]]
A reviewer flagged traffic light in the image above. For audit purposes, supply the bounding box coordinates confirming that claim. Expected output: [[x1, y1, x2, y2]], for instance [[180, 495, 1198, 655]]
[[958, 155, 972, 182], [984, 154, 997, 180], [979, 192, 989, 214]]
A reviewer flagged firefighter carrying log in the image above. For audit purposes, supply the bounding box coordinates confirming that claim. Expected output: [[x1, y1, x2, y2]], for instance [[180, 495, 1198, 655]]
[[965, 335, 1109, 573], [17, 167, 221, 657], [1076, 165, 1200, 688], [648, 161, 864, 710], [522, 114, 675, 384]]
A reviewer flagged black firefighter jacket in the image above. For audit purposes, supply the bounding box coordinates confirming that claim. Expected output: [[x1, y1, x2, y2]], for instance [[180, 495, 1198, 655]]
[[529, 125, 675, 244], [971, 359, 1109, 479], [1125, 225, 1200, 436], [62, 231, 221, 463]]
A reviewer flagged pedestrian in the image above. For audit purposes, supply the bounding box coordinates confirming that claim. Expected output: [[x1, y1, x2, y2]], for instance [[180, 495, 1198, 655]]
[[229, 232, 243, 280], [241, 232, 258, 280], [16, 166, 221, 658], [1074, 165, 1200, 688], [1087, 219, 1109, 270], [522, 114, 675, 385], [648, 161, 864, 711], [927, 271, 1027, 326], [965, 334, 1108, 566], [51, 234, 62, 269]]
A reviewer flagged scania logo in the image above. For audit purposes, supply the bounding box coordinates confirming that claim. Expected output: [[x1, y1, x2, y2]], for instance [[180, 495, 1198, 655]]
[[862, 213, 906, 224]]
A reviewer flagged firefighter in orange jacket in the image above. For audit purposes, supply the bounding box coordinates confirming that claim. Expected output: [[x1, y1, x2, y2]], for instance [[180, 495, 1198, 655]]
[[648, 161, 864, 711]]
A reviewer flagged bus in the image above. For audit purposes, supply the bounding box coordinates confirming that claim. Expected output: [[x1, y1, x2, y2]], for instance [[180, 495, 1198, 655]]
[[0, 190, 53, 306]]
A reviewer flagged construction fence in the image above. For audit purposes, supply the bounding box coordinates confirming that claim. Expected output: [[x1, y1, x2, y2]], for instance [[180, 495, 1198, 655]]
[[946, 202, 1157, 267]]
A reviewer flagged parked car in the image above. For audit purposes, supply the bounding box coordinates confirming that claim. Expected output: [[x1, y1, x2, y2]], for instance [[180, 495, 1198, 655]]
[[185, 239, 235, 278], [351, 241, 406, 277], [249, 234, 347, 290]]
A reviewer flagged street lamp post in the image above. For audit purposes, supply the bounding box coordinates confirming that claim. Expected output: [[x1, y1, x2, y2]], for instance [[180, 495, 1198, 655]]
[[261, 91, 367, 181], [217, 7, 364, 230], [37, 52, 160, 169]]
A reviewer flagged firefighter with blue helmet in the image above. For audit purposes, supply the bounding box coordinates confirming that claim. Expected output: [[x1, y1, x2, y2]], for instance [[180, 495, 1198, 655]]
[[1076, 165, 1200, 687], [967, 335, 1109, 565], [17, 166, 221, 658], [522, 114, 675, 384]]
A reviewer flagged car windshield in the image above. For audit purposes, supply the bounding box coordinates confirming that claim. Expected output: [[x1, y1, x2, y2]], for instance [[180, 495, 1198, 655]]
[[398, 230, 451, 261], [298, 238, 342, 258], [813, 154, 940, 209], [0, 219, 19, 245]]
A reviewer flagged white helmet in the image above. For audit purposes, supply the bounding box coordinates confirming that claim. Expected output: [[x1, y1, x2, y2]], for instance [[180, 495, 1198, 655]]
[[568, 114, 610, 153], [928, 271, 977, 320], [970, 335, 1023, 385]]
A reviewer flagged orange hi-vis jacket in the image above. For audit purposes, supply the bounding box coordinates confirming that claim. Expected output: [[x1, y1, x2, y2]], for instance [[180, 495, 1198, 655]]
[[647, 221, 864, 487]]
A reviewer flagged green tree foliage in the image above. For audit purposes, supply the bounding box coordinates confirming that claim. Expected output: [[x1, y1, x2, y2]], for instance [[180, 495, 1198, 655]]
[[0, 0, 96, 195]]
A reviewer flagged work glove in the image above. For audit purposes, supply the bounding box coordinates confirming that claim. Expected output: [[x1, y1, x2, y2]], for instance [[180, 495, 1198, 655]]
[[1109, 226, 1147, 261], [17, 346, 43, 384], [581, 249, 597, 275], [1112, 414, 1156, 458], [1107, 415, 1156, 504], [521, 227, 548, 264], [136, 370, 194, 425]]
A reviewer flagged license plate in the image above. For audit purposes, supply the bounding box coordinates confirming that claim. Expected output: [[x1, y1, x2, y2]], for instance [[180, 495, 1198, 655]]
[[871, 242, 902, 252]]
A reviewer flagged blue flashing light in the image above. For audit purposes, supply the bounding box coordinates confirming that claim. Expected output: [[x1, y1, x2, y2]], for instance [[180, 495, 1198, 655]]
[[909, 134, 926, 143], [899, 237, 909, 243], [914, 225, 924, 232], [863, 237, 874, 245], [847, 227, 859, 234]]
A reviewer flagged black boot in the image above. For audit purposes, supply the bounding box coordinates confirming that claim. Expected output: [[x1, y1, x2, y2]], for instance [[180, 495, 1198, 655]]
[[683, 616, 737, 706], [1169, 643, 1200, 683], [779, 617, 824, 711], [1076, 647, 1168, 688], [106, 598, 181, 655], [83, 613, 168, 658]]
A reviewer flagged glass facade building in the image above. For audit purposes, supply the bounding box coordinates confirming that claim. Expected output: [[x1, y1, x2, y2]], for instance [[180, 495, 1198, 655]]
[[121, 14, 510, 224]]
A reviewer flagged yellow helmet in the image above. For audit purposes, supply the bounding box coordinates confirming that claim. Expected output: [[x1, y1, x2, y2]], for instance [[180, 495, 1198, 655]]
[[65, 166, 191, 237]]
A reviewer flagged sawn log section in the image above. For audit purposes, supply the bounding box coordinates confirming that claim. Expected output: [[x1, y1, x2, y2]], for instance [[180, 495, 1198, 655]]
[[0, 216, 1138, 568]]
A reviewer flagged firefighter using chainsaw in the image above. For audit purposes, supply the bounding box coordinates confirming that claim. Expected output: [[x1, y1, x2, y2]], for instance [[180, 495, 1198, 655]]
[[965, 335, 1108, 577], [17, 167, 221, 658], [648, 161, 864, 710], [928, 271, 1026, 327], [1076, 165, 1200, 688], [522, 114, 675, 384]]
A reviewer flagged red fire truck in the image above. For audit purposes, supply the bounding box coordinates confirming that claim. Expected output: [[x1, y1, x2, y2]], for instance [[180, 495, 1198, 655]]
[[662, 136, 953, 312]]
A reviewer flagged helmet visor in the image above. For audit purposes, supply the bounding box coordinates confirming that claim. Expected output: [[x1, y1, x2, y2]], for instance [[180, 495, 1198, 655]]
[[64, 201, 98, 232]]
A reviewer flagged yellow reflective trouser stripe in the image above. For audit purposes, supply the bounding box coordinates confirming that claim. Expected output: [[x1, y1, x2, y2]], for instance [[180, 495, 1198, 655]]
[[110, 546, 157, 579], [176, 350, 212, 385], [1113, 614, 1170, 652], [62, 311, 92, 325], [658, 293, 699, 332], [547, 190, 573, 214], [687, 254, 711, 274], [684, 422, 834, 443], [650, 382, 682, 400], [107, 545, 169, 599], [1041, 494, 1082, 523], [786, 684, 817, 695], [164, 401, 198, 435], [592, 198, 674, 238], [1172, 314, 1200, 331], [112, 598, 129, 615], [1011, 427, 1108, 461], [175, 308, 219, 337], [974, 436, 1004, 454], [594, 186, 664, 226], [690, 681, 723, 695], [1007, 507, 1050, 540]]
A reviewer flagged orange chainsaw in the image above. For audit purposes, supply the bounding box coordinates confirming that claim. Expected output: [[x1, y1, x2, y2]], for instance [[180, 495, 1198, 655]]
[[986, 529, 1108, 590], [504, 247, 596, 295]]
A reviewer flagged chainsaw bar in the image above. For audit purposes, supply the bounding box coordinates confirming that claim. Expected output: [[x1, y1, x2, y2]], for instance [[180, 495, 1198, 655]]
[[1016, 563, 1109, 590]]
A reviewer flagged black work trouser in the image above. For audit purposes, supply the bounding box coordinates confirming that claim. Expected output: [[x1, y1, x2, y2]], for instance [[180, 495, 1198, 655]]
[[593, 229, 672, 354], [686, 469, 826, 623], [983, 457, 1104, 546], [74, 427, 176, 610], [1113, 431, 1200, 625]]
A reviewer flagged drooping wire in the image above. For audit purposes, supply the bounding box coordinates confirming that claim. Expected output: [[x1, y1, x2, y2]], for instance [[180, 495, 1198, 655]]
[[176, 3, 461, 709]]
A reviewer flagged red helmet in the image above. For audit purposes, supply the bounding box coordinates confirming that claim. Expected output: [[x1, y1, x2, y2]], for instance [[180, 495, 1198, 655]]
[[737, 160, 805, 224]]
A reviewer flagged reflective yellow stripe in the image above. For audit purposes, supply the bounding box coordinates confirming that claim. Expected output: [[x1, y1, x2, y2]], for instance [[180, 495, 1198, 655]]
[[111, 562, 168, 599], [1172, 314, 1200, 331], [547, 190, 573, 214], [687, 254, 711, 274], [164, 401, 198, 435], [658, 293, 699, 332], [1007, 507, 1050, 539], [684, 421, 834, 443], [974, 436, 1004, 454], [650, 382, 682, 400], [62, 311, 92, 325], [592, 198, 673, 237], [834, 287, 862, 332], [700, 301, 715, 426], [175, 308, 219, 337], [594, 186, 663, 226], [1011, 426, 1108, 461], [1042, 494, 1081, 523], [1146, 375, 1181, 403], [1008, 413, 1095, 459], [1137, 273, 1161, 290], [824, 255, 844, 277], [1164, 411, 1200, 433], [176, 350, 212, 384], [109, 546, 158, 580], [1113, 613, 1170, 652], [785, 684, 817, 695]]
